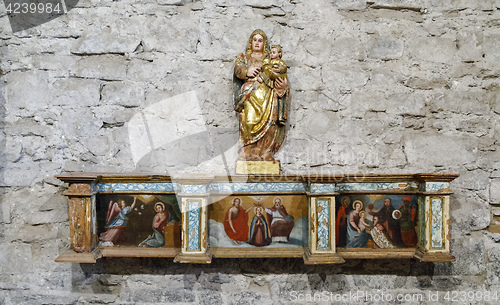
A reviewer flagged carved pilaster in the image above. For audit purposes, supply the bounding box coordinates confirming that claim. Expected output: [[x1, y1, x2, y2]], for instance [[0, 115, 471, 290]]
[[304, 181, 344, 264], [414, 178, 456, 262], [173, 177, 213, 263]]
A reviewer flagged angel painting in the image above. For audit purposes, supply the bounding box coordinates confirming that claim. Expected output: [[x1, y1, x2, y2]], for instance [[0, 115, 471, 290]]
[[99, 196, 137, 246]]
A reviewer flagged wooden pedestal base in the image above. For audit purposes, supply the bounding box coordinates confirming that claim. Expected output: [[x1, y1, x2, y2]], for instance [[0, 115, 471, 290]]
[[55, 249, 101, 263], [235, 160, 281, 175], [303, 249, 345, 265], [414, 248, 456, 262], [174, 249, 213, 264]]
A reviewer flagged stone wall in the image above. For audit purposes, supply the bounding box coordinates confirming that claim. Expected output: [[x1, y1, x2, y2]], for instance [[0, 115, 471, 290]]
[[1, 0, 500, 304]]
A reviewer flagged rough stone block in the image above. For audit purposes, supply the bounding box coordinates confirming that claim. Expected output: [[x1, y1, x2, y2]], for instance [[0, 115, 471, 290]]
[[72, 55, 128, 80], [289, 65, 322, 91], [8, 224, 59, 242], [56, 113, 101, 147], [82, 136, 114, 157], [5, 71, 50, 111], [491, 179, 500, 204], [483, 34, 500, 63], [31, 55, 78, 75], [368, 0, 425, 10], [142, 17, 198, 54], [428, 0, 496, 12], [386, 92, 427, 116], [0, 244, 33, 274], [322, 65, 370, 93], [404, 133, 477, 168], [349, 90, 386, 113], [430, 91, 490, 115], [408, 37, 457, 64], [302, 34, 335, 57], [126, 57, 174, 82], [448, 233, 487, 275], [0, 193, 11, 224], [333, 0, 367, 10], [457, 30, 484, 62], [455, 169, 491, 191], [0, 164, 41, 187], [367, 37, 404, 60], [121, 276, 196, 303], [331, 37, 367, 61], [100, 81, 145, 108], [488, 86, 500, 115], [71, 29, 140, 55], [485, 240, 500, 286], [52, 78, 101, 107], [158, 0, 193, 5]]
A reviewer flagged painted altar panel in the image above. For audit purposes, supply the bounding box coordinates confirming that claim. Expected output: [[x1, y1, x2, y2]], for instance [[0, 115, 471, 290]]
[[96, 194, 181, 249], [209, 195, 308, 249], [56, 173, 458, 263], [336, 194, 419, 249]]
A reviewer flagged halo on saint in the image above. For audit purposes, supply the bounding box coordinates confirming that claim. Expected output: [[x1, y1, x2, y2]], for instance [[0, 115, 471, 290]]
[[352, 200, 364, 210], [154, 202, 165, 211]]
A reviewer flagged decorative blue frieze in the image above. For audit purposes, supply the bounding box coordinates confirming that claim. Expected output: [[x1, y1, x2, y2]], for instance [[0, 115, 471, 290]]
[[181, 184, 207, 194], [310, 184, 336, 194], [336, 182, 418, 192], [317, 199, 330, 249], [426, 182, 450, 193], [187, 200, 201, 250], [97, 183, 177, 192], [209, 182, 306, 193], [431, 198, 444, 249]]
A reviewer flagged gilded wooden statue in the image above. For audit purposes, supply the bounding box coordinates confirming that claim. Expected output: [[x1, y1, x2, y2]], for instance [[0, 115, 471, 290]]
[[233, 29, 290, 173]]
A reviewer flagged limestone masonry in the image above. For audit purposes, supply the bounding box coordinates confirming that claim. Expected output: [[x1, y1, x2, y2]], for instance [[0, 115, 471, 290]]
[[1, 0, 500, 304]]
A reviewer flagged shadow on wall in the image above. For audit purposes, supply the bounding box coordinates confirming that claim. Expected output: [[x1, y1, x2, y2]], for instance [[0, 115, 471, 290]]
[[73, 258, 447, 301], [78, 257, 437, 277]]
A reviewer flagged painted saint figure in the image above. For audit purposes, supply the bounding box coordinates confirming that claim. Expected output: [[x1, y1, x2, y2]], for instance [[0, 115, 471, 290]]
[[346, 200, 370, 248], [233, 29, 290, 161], [369, 197, 404, 247], [265, 197, 294, 242], [370, 215, 397, 249], [100, 196, 137, 246], [224, 197, 253, 244], [248, 206, 272, 247], [358, 211, 371, 234], [398, 196, 418, 247], [336, 197, 350, 246], [138, 202, 169, 248]]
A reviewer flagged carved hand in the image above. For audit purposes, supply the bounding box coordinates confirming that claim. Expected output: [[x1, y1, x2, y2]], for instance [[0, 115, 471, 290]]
[[247, 66, 261, 78], [275, 77, 287, 97]]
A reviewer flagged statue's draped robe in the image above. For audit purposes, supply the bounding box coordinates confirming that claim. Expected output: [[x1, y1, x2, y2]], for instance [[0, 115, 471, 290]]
[[233, 54, 289, 160]]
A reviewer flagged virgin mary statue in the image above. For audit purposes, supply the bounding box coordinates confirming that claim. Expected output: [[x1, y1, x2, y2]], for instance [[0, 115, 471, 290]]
[[233, 29, 290, 162]]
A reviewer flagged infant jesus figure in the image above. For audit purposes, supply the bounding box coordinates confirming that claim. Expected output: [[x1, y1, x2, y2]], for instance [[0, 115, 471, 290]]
[[259, 44, 288, 90]]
